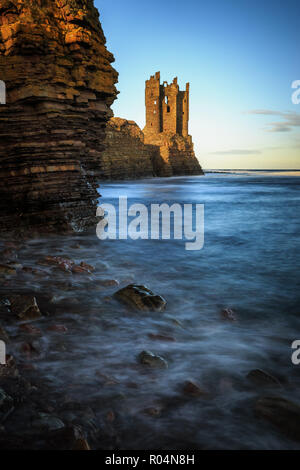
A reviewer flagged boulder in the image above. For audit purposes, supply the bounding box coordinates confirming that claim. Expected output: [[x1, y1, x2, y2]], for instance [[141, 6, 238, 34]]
[[114, 284, 166, 312], [0, 264, 16, 276], [9, 295, 42, 321], [247, 369, 281, 386], [221, 308, 237, 321], [182, 380, 206, 397], [31, 413, 65, 432], [138, 350, 168, 369], [255, 396, 300, 442], [148, 333, 175, 342]]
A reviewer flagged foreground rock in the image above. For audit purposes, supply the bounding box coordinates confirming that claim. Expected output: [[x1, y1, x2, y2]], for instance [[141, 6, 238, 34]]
[[247, 369, 281, 387], [114, 284, 166, 312], [0, 264, 16, 277], [221, 308, 237, 321], [255, 396, 300, 442], [182, 380, 206, 397], [0, 0, 118, 233], [138, 350, 168, 369], [9, 295, 42, 321]]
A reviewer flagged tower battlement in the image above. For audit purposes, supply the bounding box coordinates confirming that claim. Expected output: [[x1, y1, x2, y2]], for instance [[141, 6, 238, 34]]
[[144, 72, 189, 138]]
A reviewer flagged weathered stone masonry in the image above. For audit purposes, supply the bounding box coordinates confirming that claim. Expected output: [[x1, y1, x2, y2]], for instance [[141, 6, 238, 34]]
[[144, 71, 189, 138]]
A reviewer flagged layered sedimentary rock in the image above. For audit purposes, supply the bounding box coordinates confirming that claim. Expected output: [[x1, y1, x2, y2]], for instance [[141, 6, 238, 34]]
[[0, 0, 118, 232], [101, 117, 203, 179], [100, 118, 155, 179], [144, 132, 203, 177]]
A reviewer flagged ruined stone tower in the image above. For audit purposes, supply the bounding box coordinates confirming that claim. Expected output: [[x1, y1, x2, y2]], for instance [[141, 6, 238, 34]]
[[101, 72, 203, 179], [144, 72, 189, 138]]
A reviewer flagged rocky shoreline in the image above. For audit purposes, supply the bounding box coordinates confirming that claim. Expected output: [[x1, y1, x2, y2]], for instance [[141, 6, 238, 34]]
[[0, 234, 300, 450]]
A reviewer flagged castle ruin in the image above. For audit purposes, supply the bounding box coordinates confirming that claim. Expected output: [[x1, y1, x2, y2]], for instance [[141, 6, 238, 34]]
[[144, 71, 190, 138], [101, 72, 203, 179]]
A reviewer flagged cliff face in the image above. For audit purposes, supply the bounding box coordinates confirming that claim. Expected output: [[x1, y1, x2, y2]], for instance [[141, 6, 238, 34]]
[[101, 118, 203, 179], [100, 118, 155, 179], [144, 132, 203, 177], [0, 0, 118, 233]]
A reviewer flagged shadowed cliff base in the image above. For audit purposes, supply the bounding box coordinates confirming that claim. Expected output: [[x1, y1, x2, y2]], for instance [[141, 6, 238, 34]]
[[0, 0, 118, 233]]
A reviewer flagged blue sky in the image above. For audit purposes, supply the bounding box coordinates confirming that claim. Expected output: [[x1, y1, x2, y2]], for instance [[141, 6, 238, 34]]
[[96, 0, 300, 169]]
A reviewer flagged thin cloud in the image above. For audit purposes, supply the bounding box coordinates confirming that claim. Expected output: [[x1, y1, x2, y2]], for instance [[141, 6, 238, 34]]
[[247, 109, 279, 116], [247, 110, 300, 132], [210, 149, 261, 155]]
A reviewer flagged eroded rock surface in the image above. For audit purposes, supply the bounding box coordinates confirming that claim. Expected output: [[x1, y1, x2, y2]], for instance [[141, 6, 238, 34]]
[[255, 396, 300, 442], [102, 117, 203, 179], [114, 284, 167, 312], [138, 350, 168, 369], [0, 0, 118, 233]]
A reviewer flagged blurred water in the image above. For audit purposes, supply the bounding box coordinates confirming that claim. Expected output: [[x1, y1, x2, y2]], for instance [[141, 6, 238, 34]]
[[3, 171, 300, 449]]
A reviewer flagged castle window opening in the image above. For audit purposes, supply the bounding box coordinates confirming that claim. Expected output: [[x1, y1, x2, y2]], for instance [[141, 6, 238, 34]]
[[167, 106, 170, 113]]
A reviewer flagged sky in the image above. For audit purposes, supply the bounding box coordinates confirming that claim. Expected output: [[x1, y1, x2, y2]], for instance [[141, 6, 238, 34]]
[[96, 0, 300, 169]]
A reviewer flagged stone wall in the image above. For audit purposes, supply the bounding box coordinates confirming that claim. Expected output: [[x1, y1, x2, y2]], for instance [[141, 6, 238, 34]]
[[0, 0, 118, 233]]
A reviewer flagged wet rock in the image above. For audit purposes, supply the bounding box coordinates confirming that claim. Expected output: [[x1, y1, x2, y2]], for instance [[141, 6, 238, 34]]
[[138, 350, 168, 369], [0, 376, 31, 403], [31, 413, 65, 432], [183, 380, 206, 397], [4, 242, 21, 250], [9, 295, 42, 321], [6, 261, 23, 270], [169, 317, 184, 328], [57, 259, 74, 273], [106, 411, 115, 423], [0, 388, 13, 411], [73, 438, 91, 450], [70, 244, 81, 250], [255, 396, 300, 442], [71, 265, 92, 275], [0, 324, 9, 342], [143, 407, 162, 417], [221, 308, 237, 321], [247, 369, 281, 387], [20, 342, 40, 359], [79, 262, 95, 273], [47, 324, 68, 334], [39, 255, 74, 266], [148, 333, 175, 342], [0, 264, 16, 276], [95, 371, 119, 386], [22, 267, 47, 277], [115, 284, 166, 312], [0, 355, 19, 378], [0, 248, 18, 262], [98, 279, 119, 288], [45, 425, 87, 450], [19, 324, 42, 336]]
